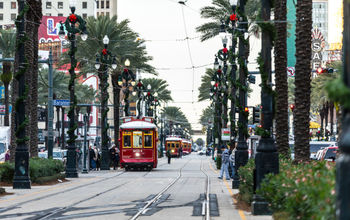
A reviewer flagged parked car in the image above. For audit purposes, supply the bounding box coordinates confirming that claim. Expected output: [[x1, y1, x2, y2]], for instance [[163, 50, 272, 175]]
[[289, 141, 337, 160], [320, 146, 338, 162], [38, 151, 48, 159]]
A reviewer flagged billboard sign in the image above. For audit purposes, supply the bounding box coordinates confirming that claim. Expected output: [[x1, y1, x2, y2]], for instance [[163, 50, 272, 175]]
[[221, 128, 231, 141]]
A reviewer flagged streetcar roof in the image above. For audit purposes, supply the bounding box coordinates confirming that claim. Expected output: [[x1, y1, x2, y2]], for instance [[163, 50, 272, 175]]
[[120, 120, 157, 129], [166, 137, 182, 141]]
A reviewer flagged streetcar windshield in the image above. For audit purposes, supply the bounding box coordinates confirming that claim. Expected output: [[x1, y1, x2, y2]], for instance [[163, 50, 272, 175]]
[[133, 131, 142, 148], [171, 143, 175, 148], [123, 134, 131, 147]]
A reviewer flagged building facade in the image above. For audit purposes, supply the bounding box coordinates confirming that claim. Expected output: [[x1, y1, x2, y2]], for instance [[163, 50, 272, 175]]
[[96, 0, 117, 17]]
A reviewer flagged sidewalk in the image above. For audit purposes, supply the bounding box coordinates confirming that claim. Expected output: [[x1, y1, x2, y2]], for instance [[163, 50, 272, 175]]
[[207, 158, 272, 220]]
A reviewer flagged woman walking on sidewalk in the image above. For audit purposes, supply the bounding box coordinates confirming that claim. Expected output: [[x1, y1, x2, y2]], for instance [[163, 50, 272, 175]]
[[218, 146, 231, 180]]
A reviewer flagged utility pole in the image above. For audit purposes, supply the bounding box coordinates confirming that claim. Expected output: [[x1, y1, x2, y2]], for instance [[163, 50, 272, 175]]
[[252, 0, 279, 215], [13, 0, 31, 189], [336, 1, 350, 219]]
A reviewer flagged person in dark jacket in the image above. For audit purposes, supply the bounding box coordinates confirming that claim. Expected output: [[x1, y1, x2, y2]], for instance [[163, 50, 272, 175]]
[[89, 146, 95, 170], [166, 149, 171, 164], [109, 146, 118, 170]]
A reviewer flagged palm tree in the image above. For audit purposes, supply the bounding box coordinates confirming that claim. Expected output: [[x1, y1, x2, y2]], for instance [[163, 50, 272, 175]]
[[274, 0, 289, 156], [140, 78, 172, 103], [199, 105, 215, 127], [196, 0, 260, 41], [59, 15, 155, 148], [294, 0, 313, 162], [0, 29, 16, 127], [198, 68, 215, 102], [162, 106, 192, 133]]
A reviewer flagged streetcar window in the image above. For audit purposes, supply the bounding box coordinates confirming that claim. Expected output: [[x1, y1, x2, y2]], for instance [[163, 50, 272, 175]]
[[176, 144, 179, 148], [171, 143, 175, 148], [144, 135, 153, 148], [123, 134, 131, 148], [167, 143, 170, 148], [133, 131, 142, 148]]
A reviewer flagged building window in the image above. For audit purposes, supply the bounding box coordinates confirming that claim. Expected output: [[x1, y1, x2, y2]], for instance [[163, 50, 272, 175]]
[[96, 1, 99, 8], [11, 2, 16, 9], [97, 12, 99, 16], [46, 13, 51, 16], [106, 12, 109, 17], [101, 12, 104, 16], [58, 13, 63, 17], [82, 13, 87, 19], [106, 0, 109, 9], [58, 2, 63, 9], [101, 0, 104, 9], [46, 2, 51, 9], [0, 14, 3, 21], [11, 13, 16, 21], [0, 2, 3, 9], [82, 2, 87, 9]]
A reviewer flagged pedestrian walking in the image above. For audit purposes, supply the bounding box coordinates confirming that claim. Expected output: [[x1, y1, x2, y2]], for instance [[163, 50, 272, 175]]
[[218, 146, 230, 180], [229, 146, 236, 178], [166, 149, 171, 164], [109, 146, 116, 169], [4, 149, 10, 162], [115, 146, 120, 167], [94, 147, 101, 170], [89, 146, 96, 170], [179, 146, 183, 158]]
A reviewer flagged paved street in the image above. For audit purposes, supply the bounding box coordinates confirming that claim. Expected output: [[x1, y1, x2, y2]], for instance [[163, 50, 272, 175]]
[[0, 154, 271, 220]]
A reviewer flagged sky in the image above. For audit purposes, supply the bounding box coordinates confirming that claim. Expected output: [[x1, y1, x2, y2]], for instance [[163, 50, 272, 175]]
[[117, 0, 221, 130]]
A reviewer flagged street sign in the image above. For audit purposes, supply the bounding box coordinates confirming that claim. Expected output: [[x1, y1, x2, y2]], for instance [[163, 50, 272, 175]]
[[287, 67, 295, 77], [221, 128, 231, 141], [53, 99, 70, 106], [0, 105, 12, 115]]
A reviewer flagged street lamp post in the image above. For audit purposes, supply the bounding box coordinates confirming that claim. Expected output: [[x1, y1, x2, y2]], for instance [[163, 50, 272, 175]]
[[252, 0, 279, 215], [336, 1, 350, 219], [94, 35, 117, 170], [118, 59, 135, 117], [232, 0, 250, 189], [82, 114, 88, 173], [59, 1, 88, 178], [13, 0, 31, 189]]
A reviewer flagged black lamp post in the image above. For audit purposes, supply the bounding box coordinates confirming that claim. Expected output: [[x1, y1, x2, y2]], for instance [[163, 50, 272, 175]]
[[232, 0, 250, 189], [13, 0, 31, 189], [118, 59, 136, 117], [132, 79, 145, 118], [153, 94, 160, 124], [336, 1, 350, 219], [94, 35, 117, 170], [59, 2, 88, 178], [252, 0, 279, 215]]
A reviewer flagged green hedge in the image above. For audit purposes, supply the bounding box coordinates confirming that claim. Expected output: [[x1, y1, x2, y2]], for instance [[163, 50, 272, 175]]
[[0, 158, 64, 184], [238, 158, 255, 204], [238, 158, 335, 219], [258, 159, 335, 220]]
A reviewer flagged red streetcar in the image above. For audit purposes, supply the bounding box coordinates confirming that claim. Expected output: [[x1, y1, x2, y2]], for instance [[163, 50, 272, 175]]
[[182, 139, 190, 155], [119, 117, 158, 170], [165, 136, 182, 157]]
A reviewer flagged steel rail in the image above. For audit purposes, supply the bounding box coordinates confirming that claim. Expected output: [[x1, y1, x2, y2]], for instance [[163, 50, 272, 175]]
[[129, 159, 192, 220], [200, 159, 211, 220]]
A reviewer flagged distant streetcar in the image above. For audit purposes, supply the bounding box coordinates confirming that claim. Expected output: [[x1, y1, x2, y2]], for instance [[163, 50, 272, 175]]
[[165, 136, 182, 157], [119, 117, 158, 170]]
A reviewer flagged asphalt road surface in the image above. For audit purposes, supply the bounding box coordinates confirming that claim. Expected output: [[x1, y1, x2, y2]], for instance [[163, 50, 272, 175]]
[[0, 154, 272, 220]]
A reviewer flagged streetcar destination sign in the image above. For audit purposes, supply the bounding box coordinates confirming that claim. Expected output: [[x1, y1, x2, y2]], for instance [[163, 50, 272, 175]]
[[53, 99, 70, 106]]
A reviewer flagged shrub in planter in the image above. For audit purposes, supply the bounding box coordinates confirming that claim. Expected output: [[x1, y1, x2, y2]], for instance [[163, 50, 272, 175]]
[[238, 158, 255, 204], [258, 160, 335, 220], [216, 154, 222, 170], [0, 162, 15, 183]]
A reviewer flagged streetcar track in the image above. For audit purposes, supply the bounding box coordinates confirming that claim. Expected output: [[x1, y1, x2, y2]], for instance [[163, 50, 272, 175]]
[[35, 180, 131, 220], [129, 158, 193, 220], [200, 159, 210, 220], [0, 170, 127, 213]]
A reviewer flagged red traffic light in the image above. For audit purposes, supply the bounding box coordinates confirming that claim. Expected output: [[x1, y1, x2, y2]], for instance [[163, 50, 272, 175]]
[[316, 67, 323, 74], [244, 107, 249, 112], [290, 104, 295, 111]]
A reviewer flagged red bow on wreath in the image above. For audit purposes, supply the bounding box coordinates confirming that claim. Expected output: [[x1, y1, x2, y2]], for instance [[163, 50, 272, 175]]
[[217, 69, 222, 74], [230, 13, 237, 21], [69, 14, 77, 22], [123, 68, 128, 72], [222, 48, 228, 54], [102, 48, 108, 55]]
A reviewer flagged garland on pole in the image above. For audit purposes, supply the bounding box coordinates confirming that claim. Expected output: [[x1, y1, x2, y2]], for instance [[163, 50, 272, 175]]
[[14, 3, 30, 144]]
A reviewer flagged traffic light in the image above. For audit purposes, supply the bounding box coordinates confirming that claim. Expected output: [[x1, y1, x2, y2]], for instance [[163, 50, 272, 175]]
[[253, 107, 260, 124], [248, 74, 256, 84], [316, 68, 334, 74], [290, 104, 295, 112]]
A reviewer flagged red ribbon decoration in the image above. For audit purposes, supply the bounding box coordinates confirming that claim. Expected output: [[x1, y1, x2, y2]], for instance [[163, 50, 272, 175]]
[[102, 48, 108, 55], [69, 14, 77, 22], [217, 69, 222, 74], [223, 48, 228, 54]]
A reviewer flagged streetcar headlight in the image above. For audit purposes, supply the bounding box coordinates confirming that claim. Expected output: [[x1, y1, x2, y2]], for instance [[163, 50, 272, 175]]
[[171, 150, 174, 153], [135, 152, 140, 157]]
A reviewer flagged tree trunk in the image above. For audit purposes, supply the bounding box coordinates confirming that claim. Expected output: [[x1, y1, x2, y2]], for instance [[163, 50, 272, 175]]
[[10, 56, 18, 162], [294, 0, 312, 162], [320, 107, 324, 137], [324, 102, 329, 140], [112, 72, 120, 148], [274, 0, 289, 157]]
